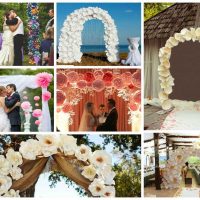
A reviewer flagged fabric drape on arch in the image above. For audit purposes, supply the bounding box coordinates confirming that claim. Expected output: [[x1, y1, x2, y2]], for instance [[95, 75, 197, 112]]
[[11, 154, 91, 194]]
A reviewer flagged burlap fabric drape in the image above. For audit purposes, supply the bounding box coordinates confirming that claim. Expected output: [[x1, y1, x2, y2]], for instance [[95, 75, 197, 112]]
[[11, 154, 91, 194]]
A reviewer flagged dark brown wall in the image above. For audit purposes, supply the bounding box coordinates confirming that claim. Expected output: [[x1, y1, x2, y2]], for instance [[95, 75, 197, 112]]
[[169, 41, 200, 101]]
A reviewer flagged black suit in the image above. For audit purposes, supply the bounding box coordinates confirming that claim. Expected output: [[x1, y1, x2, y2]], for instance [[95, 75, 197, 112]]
[[6, 17, 23, 66], [96, 108, 118, 131], [5, 92, 21, 132]]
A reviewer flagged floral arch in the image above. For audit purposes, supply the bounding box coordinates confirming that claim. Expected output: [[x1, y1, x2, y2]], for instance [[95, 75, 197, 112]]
[[0, 135, 115, 197], [162, 145, 200, 189], [56, 69, 141, 132], [158, 27, 200, 110], [57, 7, 120, 63]]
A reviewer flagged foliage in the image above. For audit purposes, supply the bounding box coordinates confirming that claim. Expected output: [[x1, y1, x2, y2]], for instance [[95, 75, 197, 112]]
[[0, 3, 53, 54], [144, 3, 174, 21], [0, 69, 54, 131]]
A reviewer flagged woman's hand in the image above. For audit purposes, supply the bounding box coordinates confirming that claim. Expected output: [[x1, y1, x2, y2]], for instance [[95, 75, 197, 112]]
[[16, 102, 21, 107]]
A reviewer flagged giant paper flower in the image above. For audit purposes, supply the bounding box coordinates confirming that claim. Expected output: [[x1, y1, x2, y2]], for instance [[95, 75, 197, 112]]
[[21, 101, 31, 111], [57, 73, 68, 89], [6, 149, 23, 167], [0, 175, 12, 195], [67, 71, 79, 83], [92, 79, 105, 92], [75, 144, 92, 161], [94, 70, 104, 79], [35, 72, 53, 88], [32, 109, 42, 118], [3, 189, 20, 197], [42, 91, 51, 101], [0, 156, 10, 176], [77, 80, 87, 89], [132, 70, 141, 88], [121, 72, 132, 85], [57, 91, 66, 106], [100, 166, 116, 185], [84, 72, 95, 83], [102, 186, 115, 197], [59, 135, 77, 155], [88, 178, 105, 197], [9, 167, 23, 181], [113, 77, 124, 89], [81, 165, 97, 181], [103, 71, 113, 83]]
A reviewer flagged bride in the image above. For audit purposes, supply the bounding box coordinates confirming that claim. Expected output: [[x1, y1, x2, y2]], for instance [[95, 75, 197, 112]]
[[79, 102, 96, 131], [0, 86, 20, 131], [0, 12, 21, 66]]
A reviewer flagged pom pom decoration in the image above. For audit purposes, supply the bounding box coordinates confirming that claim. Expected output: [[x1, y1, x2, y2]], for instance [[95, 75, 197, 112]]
[[132, 69, 141, 88], [23, 96, 28, 100], [21, 101, 31, 111], [103, 71, 113, 83], [92, 79, 105, 92], [94, 70, 104, 79], [67, 71, 79, 83], [35, 72, 53, 88], [121, 72, 132, 85], [84, 72, 95, 83], [34, 96, 40, 101], [42, 91, 51, 101], [113, 77, 124, 89], [77, 80, 87, 89], [57, 73, 67, 89], [32, 109, 42, 118], [27, 3, 41, 65], [35, 120, 41, 125]]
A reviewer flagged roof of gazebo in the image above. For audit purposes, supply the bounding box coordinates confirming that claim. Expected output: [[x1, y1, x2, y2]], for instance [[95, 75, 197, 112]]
[[144, 3, 200, 39]]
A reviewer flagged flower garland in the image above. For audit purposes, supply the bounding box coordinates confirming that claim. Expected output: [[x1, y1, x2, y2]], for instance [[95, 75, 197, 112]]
[[27, 3, 41, 65], [0, 135, 115, 197], [57, 69, 141, 131], [158, 28, 200, 110], [57, 7, 119, 63], [161, 146, 200, 189]]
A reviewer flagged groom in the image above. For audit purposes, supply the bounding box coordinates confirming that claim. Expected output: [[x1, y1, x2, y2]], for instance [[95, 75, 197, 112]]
[[5, 84, 21, 132], [6, 9, 24, 66], [96, 99, 118, 131]]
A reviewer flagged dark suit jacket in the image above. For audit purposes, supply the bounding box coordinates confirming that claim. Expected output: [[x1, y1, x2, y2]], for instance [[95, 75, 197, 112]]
[[5, 92, 21, 126], [6, 18, 18, 26], [96, 108, 118, 131]]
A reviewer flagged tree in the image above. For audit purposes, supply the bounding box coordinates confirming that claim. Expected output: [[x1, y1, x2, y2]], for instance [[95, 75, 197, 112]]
[[144, 3, 174, 21]]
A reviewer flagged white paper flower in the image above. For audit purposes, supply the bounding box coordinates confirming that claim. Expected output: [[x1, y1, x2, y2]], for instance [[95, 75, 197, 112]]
[[81, 165, 97, 181], [0, 175, 12, 195], [3, 189, 20, 197], [158, 91, 168, 101], [37, 135, 59, 157], [0, 155, 10, 176], [99, 166, 116, 185], [90, 150, 112, 168], [88, 178, 105, 196], [162, 99, 172, 110], [102, 186, 115, 197], [164, 86, 172, 94], [75, 144, 92, 161], [167, 37, 179, 47], [9, 167, 23, 180], [59, 135, 77, 155], [19, 139, 41, 160], [181, 28, 192, 41], [6, 149, 23, 167]]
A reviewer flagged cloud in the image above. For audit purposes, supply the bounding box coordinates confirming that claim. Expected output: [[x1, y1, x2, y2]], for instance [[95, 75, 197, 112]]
[[125, 9, 133, 13]]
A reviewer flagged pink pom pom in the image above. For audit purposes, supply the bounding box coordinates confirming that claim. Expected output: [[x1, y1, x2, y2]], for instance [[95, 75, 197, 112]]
[[35, 120, 41, 126], [35, 103, 39, 107], [57, 73, 67, 89], [113, 77, 124, 89], [23, 96, 28, 100], [57, 91, 66, 106], [32, 109, 42, 118], [42, 91, 51, 101], [103, 71, 113, 82], [35, 72, 53, 88], [67, 71, 79, 83], [77, 80, 87, 89], [92, 79, 105, 92], [122, 72, 132, 85], [84, 72, 95, 83], [132, 69, 141, 88], [21, 101, 31, 110], [34, 96, 40, 101]]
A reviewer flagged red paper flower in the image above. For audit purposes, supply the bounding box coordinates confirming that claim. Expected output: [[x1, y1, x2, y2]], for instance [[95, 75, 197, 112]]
[[57, 91, 66, 106], [132, 69, 141, 88], [129, 102, 139, 111], [94, 70, 104, 79], [77, 80, 87, 89], [57, 73, 67, 89], [67, 71, 79, 83], [113, 77, 124, 89], [103, 71, 113, 82], [62, 103, 73, 113], [84, 72, 95, 83], [92, 79, 105, 92]]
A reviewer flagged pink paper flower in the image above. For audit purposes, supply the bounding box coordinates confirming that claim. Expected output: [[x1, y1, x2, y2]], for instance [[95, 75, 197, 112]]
[[57, 91, 66, 106], [34, 96, 40, 101], [35, 120, 41, 126], [23, 96, 28, 100], [122, 72, 132, 85], [21, 101, 31, 110], [84, 72, 95, 83], [35, 103, 39, 107], [129, 102, 139, 111], [32, 109, 42, 118], [113, 77, 124, 89], [103, 71, 113, 82], [62, 103, 73, 113], [67, 71, 79, 83], [92, 79, 105, 92], [77, 80, 87, 89], [42, 91, 51, 101], [35, 72, 53, 88], [132, 69, 141, 88], [57, 73, 67, 89], [94, 70, 104, 79]]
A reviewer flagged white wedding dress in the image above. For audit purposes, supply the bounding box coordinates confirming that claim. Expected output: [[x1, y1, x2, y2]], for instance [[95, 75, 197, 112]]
[[79, 113, 96, 131], [0, 99, 11, 132], [0, 23, 14, 66]]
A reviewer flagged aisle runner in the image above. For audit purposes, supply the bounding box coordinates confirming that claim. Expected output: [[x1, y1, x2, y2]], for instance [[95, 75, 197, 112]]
[[179, 188, 200, 197], [161, 108, 200, 130]]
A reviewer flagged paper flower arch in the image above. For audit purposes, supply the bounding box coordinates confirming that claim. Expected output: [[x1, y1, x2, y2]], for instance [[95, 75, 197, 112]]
[[158, 27, 200, 110], [162, 146, 200, 189], [0, 135, 115, 197], [57, 7, 120, 63]]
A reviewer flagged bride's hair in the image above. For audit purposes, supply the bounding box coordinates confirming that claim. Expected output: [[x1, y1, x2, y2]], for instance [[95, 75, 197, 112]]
[[4, 11, 10, 20], [85, 102, 93, 113], [0, 86, 6, 96]]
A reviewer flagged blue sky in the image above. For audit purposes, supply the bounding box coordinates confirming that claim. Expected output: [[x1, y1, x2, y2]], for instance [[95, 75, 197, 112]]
[[57, 3, 141, 45]]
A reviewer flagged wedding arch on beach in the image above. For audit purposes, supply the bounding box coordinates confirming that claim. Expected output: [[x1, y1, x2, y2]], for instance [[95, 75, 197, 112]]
[[57, 7, 120, 64], [0, 135, 115, 197], [0, 72, 53, 132], [56, 69, 141, 132]]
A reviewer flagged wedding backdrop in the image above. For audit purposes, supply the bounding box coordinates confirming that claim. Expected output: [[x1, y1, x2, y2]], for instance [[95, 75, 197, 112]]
[[57, 69, 141, 132], [144, 133, 200, 197], [144, 3, 200, 130], [0, 134, 141, 197], [0, 3, 54, 66], [57, 3, 141, 66], [0, 69, 54, 132]]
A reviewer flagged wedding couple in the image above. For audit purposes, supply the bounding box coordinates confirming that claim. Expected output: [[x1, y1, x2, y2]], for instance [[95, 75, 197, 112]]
[[0, 84, 21, 132], [79, 99, 118, 131], [0, 9, 24, 66]]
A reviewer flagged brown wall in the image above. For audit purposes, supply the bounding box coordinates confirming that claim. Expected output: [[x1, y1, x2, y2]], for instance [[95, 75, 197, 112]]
[[169, 41, 200, 101]]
